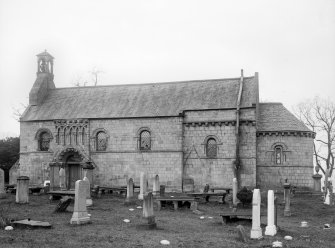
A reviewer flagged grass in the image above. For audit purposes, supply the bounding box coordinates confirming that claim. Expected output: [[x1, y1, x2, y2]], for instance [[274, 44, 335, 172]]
[[0, 192, 335, 248]]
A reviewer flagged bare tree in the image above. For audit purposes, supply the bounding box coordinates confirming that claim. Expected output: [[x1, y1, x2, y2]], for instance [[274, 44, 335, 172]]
[[90, 67, 104, 86], [12, 103, 28, 121], [72, 67, 104, 87], [295, 97, 335, 177]]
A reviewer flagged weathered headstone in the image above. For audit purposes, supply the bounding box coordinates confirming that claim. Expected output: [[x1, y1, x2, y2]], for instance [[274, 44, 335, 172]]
[[16, 176, 29, 204], [274, 196, 278, 229], [250, 189, 262, 239], [142, 192, 156, 229], [125, 178, 134, 204], [83, 176, 93, 207], [233, 178, 238, 206], [153, 175, 160, 196], [0, 169, 6, 198], [138, 172, 147, 200], [70, 180, 91, 225], [265, 190, 277, 236], [236, 225, 248, 243], [284, 182, 291, 217], [59, 167, 66, 190], [312, 174, 322, 192], [54, 196, 72, 212]]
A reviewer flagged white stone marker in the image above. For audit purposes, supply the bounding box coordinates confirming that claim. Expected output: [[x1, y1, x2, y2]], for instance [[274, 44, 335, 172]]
[[0, 169, 6, 198], [153, 175, 160, 196], [233, 178, 238, 206], [138, 172, 147, 200], [143, 192, 156, 228], [125, 178, 134, 203], [265, 190, 277, 236], [250, 189, 262, 239], [70, 180, 91, 225], [59, 168, 66, 190], [16, 176, 29, 204], [83, 175, 93, 207]]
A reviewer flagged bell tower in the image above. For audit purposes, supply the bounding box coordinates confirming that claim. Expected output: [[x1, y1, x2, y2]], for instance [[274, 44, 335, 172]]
[[29, 50, 56, 106]]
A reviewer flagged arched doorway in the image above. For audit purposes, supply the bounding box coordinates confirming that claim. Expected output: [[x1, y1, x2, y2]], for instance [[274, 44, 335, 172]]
[[65, 153, 82, 190]]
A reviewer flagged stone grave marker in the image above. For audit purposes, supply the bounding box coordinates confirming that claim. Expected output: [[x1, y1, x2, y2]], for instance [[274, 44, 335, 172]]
[[83, 176, 93, 207], [59, 167, 66, 190], [233, 178, 238, 206], [54, 196, 72, 212], [153, 175, 160, 196], [236, 225, 248, 243], [70, 180, 91, 225], [138, 172, 147, 200], [250, 189, 262, 239], [12, 219, 52, 229], [142, 192, 156, 229], [265, 190, 277, 236], [125, 178, 134, 204], [284, 182, 291, 216], [0, 168, 6, 198], [16, 176, 29, 204]]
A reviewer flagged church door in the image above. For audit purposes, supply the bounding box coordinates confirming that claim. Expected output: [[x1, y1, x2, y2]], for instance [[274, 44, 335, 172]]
[[68, 163, 80, 190]]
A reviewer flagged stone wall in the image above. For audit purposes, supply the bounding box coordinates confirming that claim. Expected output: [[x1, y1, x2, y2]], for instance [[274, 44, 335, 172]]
[[256, 134, 314, 189]]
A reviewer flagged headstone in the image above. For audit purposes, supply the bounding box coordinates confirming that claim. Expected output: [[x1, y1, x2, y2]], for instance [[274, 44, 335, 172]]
[[312, 174, 322, 192], [59, 168, 66, 190], [284, 182, 291, 216], [54, 196, 72, 212], [250, 189, 262, 239], [236, 225, 248, 243], [83, 176, 93, 207], [138, 172, 147, 200], [203, 183, 210, 193], [233, 178, 238, 206], [12, 219, 52, 229], [265, 190, 277, 236], [70, 180, 91, 225], [160, 185, 165, 196], [142, 192, 156, 229], [274, 196, 278, 229], [16, 176, 29, 204], [153, 175, 160, 196], [0, 169, 6, 198], [125, 178, 134, 204]]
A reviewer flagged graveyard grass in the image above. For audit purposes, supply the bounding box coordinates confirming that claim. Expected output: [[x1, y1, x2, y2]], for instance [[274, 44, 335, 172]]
[[0, 193, 335, 248]]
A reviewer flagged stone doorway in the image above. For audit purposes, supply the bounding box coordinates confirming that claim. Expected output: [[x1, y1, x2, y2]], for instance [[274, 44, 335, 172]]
[[65, 154, 82, 190]]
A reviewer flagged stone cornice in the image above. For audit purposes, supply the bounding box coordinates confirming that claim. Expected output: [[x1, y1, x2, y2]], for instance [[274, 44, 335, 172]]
[[256, 131, 315, 138], [183, 120, 256, 127]]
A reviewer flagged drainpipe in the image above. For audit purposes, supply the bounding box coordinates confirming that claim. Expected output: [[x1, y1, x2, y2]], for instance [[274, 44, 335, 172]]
[[234, 69, 244, 188]]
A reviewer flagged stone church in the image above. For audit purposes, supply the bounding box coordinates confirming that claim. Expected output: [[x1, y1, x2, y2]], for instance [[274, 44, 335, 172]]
[[19, 51, 315, 191]]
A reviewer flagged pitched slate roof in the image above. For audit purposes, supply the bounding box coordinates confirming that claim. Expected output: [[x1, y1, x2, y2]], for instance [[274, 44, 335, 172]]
[[257, 103, 311, 132], [21, 76, 257, 121]]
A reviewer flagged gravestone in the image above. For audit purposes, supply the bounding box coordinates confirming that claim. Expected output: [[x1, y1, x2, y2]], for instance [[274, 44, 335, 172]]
[[54, 196, 72, 212], [70, 180, 91, 225], [0, 169, 6, 198], [138, 172, 147, 200], [59, 168, 66, 190], [274, 196, 278, 229], [284, 182, 291, 216], [265, 190, 277, 236], [83, 176, 93, 207], [142, 192, 156, 229], [12, 219, 52, 229], [153, 175, 160, 196], [16, 176, 29, 204], [233, 178, 238, 206], [125, 178, 134, 204], [250, 189, 262, 239], [236, 225, 248, 243], [312, 174, 322, 192]]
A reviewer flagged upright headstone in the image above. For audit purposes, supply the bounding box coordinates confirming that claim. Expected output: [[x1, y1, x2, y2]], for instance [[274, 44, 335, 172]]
[[59, 168, 66, 190], [284, 182, 291, 217], [0, 169, 6, 198], [125, 178, 134, 204], [83, 176, 93, 207], [312, 174, 322, 192], [250, 189, 262, 239], [265, 190, 277, 236], [70, 180, 91, 225], [138, 172, 147, 200], [153, 175, 160, 196], [233, 178, 238, 206], [274, 196, 278, 229], [16, 176, 29, 204], [142, 192, 156, 229]]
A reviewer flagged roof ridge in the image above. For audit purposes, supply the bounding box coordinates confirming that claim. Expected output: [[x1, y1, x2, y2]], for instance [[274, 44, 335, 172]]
[[54, 76, 255, 90], [259, 102, 282, 105]]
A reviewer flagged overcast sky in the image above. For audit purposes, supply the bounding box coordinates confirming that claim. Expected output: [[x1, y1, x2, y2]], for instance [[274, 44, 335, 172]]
[[0, 0, 334, 138]]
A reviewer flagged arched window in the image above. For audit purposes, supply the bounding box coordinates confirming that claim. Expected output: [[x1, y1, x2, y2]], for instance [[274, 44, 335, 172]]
[[275, 145, 283, 164], [39, 132, 51, 151], [206, 138, 217, 158], [140, 130, 151, 150], [96, 131, 107, 151]]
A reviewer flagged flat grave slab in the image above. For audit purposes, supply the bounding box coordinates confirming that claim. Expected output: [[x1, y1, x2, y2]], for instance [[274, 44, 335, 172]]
[[11, 219, 52, 229], [220, 209, 267, 224]]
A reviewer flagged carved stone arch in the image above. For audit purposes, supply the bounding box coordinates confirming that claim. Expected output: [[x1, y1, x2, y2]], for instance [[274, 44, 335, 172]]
[[91, 128, 110, 139], [136, 127, 153, 151], [271, 142, 288, 151], [91, 128, 110, 151], [201, 135, 222, 145], [34, 128, 53, 140], [136, 127, 152, 137]]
